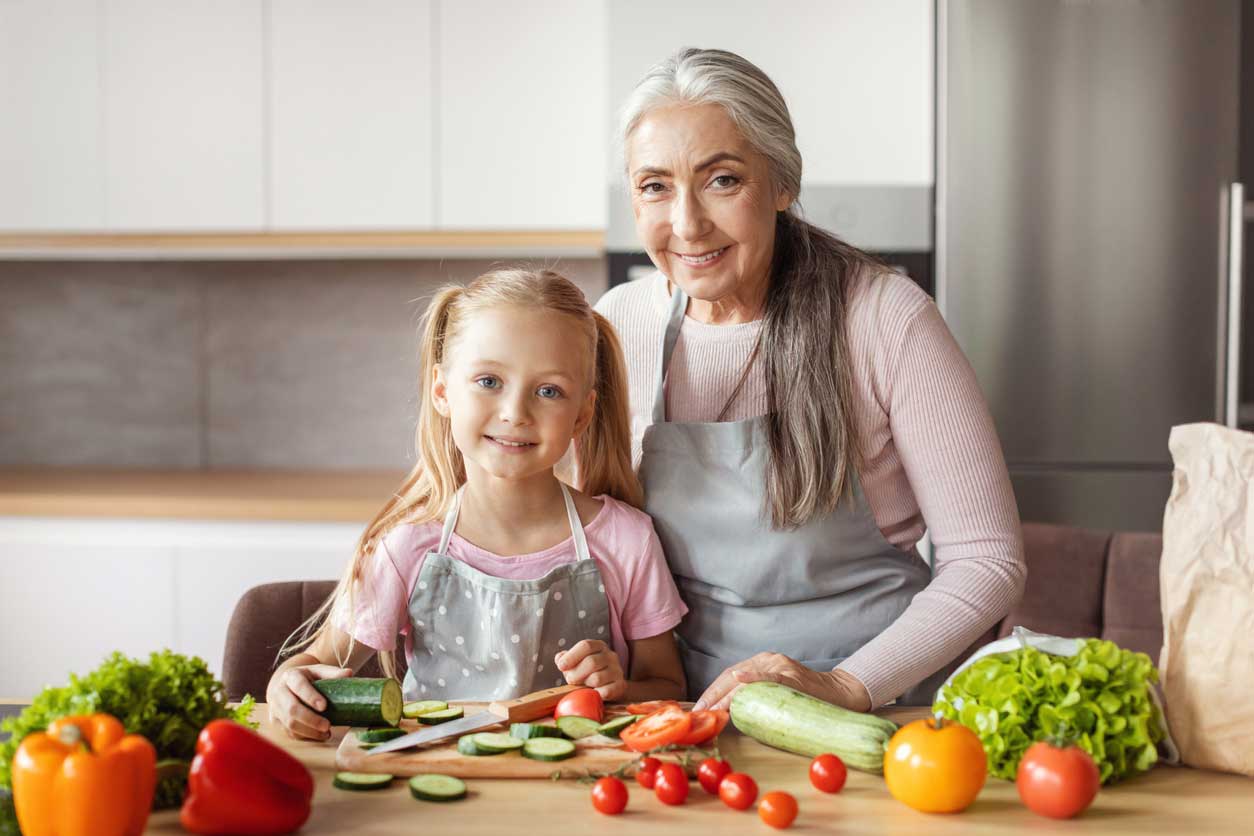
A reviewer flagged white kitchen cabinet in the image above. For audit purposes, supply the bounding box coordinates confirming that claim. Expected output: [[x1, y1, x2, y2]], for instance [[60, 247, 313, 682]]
[[438, 0, 607, 229], [268, 0, 435, 229], [103, 0, 265, 230], [0, 0, 105, 231], [0, 517, 358, 699]]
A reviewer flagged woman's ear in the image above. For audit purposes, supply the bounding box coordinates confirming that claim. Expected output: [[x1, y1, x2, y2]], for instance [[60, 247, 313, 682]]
[[574, 389, 598, 437], [431, 364, 450, 416], [774, 188, 793, 212]]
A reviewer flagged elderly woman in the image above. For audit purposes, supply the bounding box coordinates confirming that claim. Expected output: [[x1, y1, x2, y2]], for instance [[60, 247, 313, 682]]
[[596, 48, 1025, 712]]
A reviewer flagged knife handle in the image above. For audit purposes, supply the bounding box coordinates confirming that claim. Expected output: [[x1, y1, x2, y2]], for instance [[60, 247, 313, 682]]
[[487, 684, 581, 722]]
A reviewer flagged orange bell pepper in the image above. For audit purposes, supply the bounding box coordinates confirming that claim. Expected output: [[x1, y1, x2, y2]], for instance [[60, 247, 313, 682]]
[[11, 713, 157, 836]]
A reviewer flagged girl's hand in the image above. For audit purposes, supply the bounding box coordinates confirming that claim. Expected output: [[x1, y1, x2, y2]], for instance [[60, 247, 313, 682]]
[[692, 652, 872, 713], [266, 664, 354, 741], [554, 640, 626, 701]]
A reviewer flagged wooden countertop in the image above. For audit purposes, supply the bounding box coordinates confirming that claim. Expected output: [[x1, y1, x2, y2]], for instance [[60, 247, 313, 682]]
[[0, 468, 406, 522], [131, 704, 1252, 835]]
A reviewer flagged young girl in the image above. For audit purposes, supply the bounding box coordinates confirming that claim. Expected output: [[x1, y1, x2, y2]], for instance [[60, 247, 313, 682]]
[[267, 268, 688, 740]]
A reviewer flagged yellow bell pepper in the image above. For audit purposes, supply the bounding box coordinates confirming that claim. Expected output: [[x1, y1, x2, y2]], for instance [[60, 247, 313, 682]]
[[12, 713, 157, 836]]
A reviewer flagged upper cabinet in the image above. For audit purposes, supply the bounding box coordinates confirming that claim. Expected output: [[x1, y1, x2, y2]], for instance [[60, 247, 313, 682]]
[[437, 0, 606, 229], [268, 0, 434, 230]]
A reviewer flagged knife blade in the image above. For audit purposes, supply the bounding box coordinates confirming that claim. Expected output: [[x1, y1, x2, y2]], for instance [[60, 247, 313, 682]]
[[365, 684, 580, 756]]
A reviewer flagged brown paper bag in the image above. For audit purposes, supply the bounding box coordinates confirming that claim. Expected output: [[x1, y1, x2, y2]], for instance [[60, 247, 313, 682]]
[[1160, 423, 1254, 775]]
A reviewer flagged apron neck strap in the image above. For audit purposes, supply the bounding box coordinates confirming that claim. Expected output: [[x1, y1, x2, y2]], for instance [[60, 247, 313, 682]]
[[652, 283, 689, 424], [437, 482, 592, 562]]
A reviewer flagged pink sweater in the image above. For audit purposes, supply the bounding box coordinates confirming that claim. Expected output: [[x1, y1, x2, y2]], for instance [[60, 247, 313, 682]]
[[595, 269, 1026, 707]]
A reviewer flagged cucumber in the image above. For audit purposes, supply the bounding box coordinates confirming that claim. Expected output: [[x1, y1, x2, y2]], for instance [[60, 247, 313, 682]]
[[457, 734, 499, 756], [409, 774, 467, 802], [730, 681, 898, 774], [554, 716, 601, 739], [333, 772, 394, 791], [314, 678, 402, 727], [470, 732, 524, 753], [521, 738, 577, 762], [356, 727, 406, 744], [417, 707, 464, 725], [402, 700, 448, 719], [509, 723, 567, 740], [596, 715, 638, 738]]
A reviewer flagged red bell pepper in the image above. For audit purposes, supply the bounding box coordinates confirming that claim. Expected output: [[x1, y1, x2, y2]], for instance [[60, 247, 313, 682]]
[[180, 720, 314, 835]]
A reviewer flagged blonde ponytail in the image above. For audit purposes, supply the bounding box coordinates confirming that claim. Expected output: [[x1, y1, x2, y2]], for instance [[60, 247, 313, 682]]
[[577, 312, 643, 507]]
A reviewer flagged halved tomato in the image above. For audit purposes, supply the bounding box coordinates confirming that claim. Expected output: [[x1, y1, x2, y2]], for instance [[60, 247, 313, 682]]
[[677, 710, 730, 746], [625, 700, 682, 715], [618, 706, 693, 752]]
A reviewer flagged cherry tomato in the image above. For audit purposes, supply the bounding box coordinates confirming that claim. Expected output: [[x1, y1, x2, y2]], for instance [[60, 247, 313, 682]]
[[634, 756, 661, 789], [758, 791, 798, 829], [809, 753, 847, 793], [625, 700, 682, 715], [653, 762, 689, 806], [619, 706, 692, 752], [697, 757, 733, 794], [884, 717, 987, 814], [677, 709, 731, 746], [718, 772, 759, 810], [591, 776, 628, 815], [555, 687, 604, 723], [1016, 740, 1100, 819]]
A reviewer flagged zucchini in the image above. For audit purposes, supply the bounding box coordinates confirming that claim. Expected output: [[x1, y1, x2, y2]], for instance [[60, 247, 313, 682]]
[[509, 723, 567, 740], [409, 774, 467, 802], [314, 678, 402, 727], [402, 700, 449, 719], [554, 716, 601, 739], [596, 715, 638, 738], [729, 681, 898, 774], [356, 727, 406, 744], [333, 772, 394, 791], [521, 738, 577, 762], [417, 707, 464, 725]]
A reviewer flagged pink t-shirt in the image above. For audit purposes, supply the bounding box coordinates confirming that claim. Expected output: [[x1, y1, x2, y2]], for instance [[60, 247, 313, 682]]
[[333, 495, 688, 674]]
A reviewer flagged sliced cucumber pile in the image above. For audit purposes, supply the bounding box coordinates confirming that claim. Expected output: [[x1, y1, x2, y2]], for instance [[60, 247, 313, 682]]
[[402, 699, 449, 719], [409, 774, 468, 802], [555, 716, 601, 739], [521, 737, 577, 762], [596, 715, 638, 738], [356, 727, 407, 744], [333, 771, 394, 791], [416, 706, 464, 725], [509, 722, 567, 740]]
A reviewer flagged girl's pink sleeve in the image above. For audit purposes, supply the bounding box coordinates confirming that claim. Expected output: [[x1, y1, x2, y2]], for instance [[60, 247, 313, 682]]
[[619, 525, 689, 641], [330, 536, 411, 652]]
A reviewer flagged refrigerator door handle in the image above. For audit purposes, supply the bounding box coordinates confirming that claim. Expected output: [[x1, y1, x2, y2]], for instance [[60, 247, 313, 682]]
[[1222, 182, 1245, 428]]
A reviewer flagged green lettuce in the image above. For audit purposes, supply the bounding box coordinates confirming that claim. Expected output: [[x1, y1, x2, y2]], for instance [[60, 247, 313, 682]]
[[934, 638, 1164, 784], [0, 649, 255, 808]]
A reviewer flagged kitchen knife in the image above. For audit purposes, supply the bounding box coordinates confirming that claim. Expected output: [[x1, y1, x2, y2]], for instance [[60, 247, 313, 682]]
[[365, 684, 580, 755]]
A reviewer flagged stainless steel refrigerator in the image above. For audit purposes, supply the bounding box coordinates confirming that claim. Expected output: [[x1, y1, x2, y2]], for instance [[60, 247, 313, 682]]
[[937, 0, 1243, 532]]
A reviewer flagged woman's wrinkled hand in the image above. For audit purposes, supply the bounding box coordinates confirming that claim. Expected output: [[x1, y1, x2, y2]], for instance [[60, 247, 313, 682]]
[[266, 664, 354, 741], [692, 652, 872, 713]]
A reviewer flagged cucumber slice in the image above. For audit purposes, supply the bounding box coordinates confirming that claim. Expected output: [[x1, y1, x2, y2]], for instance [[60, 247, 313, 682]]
[[417, 707, 464, 725], [596, 715, 639, 738], [522, 737, 577, 762], [314, 678, 403, 727], [509, 722, 567, 740], [356, 727, 406, 744], [409, 774, 467, 802], [555, 716, 602, 739], [470, 732, 525, 753], [457, 734, 500, 756], [333, 772, 394, 791], [402, 700, 449, 719]]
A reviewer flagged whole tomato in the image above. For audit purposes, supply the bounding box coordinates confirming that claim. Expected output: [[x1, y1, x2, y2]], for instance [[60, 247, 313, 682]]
[[884, 716, 987, 813], [758, 791, 798, 829], [718, 772, 759, 810], [653, 762, 689, 806], [635, 756, 661, 789], [697, 757, 733, 795], [809, 753, 847, 793], [554, 688, 604, 723], [590, 776, 628, 815], [1016, 740, 1100, 819]]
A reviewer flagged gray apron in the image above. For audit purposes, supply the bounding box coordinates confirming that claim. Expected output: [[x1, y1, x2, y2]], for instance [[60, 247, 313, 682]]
[[638, 286, 950, 705], [402, 482, 612, 701]]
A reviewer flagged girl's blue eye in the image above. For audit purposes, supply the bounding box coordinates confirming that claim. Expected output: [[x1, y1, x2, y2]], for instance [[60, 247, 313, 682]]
[[537, 385, 562, 400], [476, 376, 501, 390]]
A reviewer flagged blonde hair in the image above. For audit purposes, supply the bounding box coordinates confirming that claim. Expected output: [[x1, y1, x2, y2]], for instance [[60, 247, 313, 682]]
[[280, 268, 640, 679]]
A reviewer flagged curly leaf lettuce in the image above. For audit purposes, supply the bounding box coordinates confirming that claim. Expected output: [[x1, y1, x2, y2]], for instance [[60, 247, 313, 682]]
[[934, 638, 1164, 784]]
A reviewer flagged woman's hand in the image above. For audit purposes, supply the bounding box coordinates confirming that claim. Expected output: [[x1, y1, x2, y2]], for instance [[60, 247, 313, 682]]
[[692, 652, 872, 713], [555, 640, 627, 701], [266, 663, 354, 741]]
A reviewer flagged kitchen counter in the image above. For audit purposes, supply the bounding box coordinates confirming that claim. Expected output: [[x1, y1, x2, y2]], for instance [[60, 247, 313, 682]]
[[132, 704, 1252, 835], [0, 468, 405, 522]]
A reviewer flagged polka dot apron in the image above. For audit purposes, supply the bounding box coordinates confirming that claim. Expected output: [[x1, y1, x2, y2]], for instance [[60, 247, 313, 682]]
[[401, 481, 612, 700]]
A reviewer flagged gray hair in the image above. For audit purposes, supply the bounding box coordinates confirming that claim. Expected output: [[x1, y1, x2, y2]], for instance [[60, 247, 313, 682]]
[[620, 48, 886, 528]]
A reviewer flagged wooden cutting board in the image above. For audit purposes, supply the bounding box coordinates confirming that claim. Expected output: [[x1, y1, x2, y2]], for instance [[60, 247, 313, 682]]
[[335, 703, 692, 779]]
